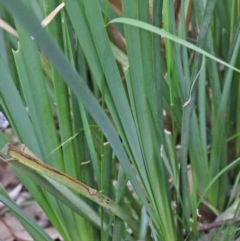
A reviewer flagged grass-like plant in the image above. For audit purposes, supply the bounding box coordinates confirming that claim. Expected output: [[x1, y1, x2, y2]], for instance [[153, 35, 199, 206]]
[[0, 0, 240, 240]]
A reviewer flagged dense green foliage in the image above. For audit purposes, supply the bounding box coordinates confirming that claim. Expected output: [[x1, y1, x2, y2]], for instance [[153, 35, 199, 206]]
[[0, 0, 240, 240]]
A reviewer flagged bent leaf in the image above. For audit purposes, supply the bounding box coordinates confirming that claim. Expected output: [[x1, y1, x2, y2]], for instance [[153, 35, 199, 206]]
[[110, 18, 240, 73], [2, 144, 139, 232]]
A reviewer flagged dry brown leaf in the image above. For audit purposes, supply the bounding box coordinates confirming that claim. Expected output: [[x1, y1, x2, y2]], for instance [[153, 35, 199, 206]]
[[2, 214, 25, 240], [0, 19, 18, 37], [22, 204, 48, 228], [0, 3, 65, 38], [109, 0, 122, 16], [0, 165, 20, 188], [41, 3, 65, 27], [45, 227, 63, 241], [1, 212, 61, 241], [0, 218, 14, 241], [107, 23, 126, 54]]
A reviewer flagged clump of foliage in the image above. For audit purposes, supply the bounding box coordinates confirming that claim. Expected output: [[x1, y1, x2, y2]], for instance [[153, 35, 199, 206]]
[[0, 0, 240, 240]]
